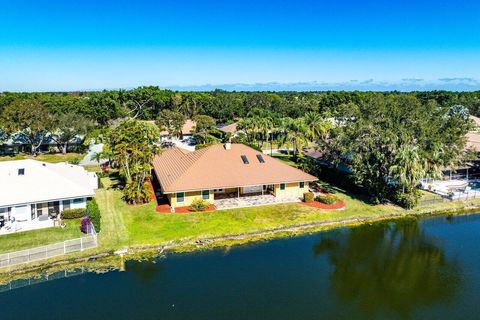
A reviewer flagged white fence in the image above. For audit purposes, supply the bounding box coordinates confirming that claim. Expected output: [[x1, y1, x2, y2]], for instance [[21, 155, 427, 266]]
[[0, 225, 97, 269]]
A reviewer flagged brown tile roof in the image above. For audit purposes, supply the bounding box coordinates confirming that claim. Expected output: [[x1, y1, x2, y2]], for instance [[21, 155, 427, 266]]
[[152, 144, 317, 193], [466, 132, 480, 152], [470, 115, 480, 127], [303, 147, 323, 160], [218, 123, 237, 134]]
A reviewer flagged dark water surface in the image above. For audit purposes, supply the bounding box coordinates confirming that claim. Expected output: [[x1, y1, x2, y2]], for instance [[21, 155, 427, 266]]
[[2, 214, 480, 320]]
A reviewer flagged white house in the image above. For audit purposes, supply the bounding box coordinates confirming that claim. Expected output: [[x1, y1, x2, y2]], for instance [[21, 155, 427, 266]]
[[0, 160, 98, 233]]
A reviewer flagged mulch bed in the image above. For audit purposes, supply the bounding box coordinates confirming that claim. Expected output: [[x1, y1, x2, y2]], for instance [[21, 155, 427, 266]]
[[146, 178, 157, 201], [156, 204, 217, 214], [299, 199, 346, 210]]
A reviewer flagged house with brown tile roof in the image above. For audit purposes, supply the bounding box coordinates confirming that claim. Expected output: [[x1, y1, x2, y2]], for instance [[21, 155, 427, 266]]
[[217, 122, 238, 135], [157, 119, 196, 139], [152, 143, 317, 210]]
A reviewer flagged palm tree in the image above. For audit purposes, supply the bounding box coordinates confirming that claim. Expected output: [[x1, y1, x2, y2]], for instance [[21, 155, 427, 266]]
[[237, 118, 255, 143], [390, 145, 426, 193], [91, 151, 103, 164], [304, 111, 333, 143], [424, 144, 444, 182], [258, 116, 273, 150], [283, 118, 310, 160]]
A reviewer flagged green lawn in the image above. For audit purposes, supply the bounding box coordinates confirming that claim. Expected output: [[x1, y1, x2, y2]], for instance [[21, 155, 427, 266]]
[[103, 173, 480, 249], [0, 219, 84, 254], [271, 153, 300, 168], [83, 164, 102, 173], [0, 181, 128, 255], [0, 153, 86, 163], [93, 174, 402, 248], [2, 174, 479, 259]]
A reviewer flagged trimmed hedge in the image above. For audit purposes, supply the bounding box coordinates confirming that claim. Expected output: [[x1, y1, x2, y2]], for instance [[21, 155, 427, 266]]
[[189, 198, 210, 212], [315, 194, 337, 205], [87, 198, 101, 233], [61, 208, 86, 219], [303, 192, 314, 203]]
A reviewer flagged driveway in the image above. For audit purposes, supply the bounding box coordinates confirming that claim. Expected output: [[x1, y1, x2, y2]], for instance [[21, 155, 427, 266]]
[[79, 143, 104, 166]]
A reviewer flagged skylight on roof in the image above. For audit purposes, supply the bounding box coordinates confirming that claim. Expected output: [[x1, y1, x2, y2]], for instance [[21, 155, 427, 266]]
[[256, 154, 265, 163], [241, 155, 249, 164]]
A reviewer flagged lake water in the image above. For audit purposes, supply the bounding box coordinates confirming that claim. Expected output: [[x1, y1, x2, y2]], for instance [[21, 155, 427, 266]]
[[2, 214, 480, 319]]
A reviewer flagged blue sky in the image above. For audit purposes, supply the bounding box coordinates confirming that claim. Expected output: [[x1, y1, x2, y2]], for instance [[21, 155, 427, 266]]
[[1, 0, 479, 91]]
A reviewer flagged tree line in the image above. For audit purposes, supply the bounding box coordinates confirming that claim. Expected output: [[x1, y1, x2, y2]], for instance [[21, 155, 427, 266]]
[[1, 87, 480, 125], [0, 87, 475, 207]]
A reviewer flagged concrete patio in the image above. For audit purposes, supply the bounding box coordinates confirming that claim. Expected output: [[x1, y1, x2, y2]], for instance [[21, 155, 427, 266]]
[[0, 219, 57, 236], [214, 194, 301, 210]]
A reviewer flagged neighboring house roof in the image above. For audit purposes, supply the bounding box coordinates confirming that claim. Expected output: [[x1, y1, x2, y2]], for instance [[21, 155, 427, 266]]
[[303, 147, 323, 160], [218, 123, 238, 134], [0, 160, 97, 207], [1, 131, 84, 146], [152, 143, 317, 193], [159, 119, 196, 136], [466, 132, 480, 152], [470, 115, 480, 128]]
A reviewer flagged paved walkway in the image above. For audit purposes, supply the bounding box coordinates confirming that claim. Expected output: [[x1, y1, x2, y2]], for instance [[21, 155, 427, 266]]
[[162, 137, 195, 151], [0, 219, 55, 235], [214, 194, 300, 210], [79, 143, 104, 166]]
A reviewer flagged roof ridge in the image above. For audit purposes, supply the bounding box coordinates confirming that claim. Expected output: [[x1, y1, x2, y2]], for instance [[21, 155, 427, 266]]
[[167, 146, 212, 190]]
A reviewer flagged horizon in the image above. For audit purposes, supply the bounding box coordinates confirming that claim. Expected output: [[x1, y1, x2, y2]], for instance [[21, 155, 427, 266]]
[[1, 0, 480, 92]]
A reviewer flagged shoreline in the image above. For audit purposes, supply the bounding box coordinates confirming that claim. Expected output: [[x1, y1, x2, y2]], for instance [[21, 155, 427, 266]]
[[1, 203, 479, 283]]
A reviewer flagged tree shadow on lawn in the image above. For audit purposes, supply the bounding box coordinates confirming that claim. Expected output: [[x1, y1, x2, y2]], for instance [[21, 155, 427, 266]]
[[316, 181, 378, 205], [108, 171, 124, 190]]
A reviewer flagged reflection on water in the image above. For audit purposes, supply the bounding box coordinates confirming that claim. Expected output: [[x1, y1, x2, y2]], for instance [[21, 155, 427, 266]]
[[314, 219, 460, 318], [0, 268, 87, 293], [1, 214, 479, 320], [128, 259, 165, 284]]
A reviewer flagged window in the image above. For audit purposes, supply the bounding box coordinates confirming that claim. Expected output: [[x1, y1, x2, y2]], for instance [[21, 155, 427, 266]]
[[280, 183, 286, 190], [18, 168, 25, 176], [299, 181, 305, 188], [63, 200, 71, 210], [256, 154, 265, 163], [73, 198, 83, 204], [202, 190, 210, 200], [241, 155, 249, 164], [0, 207, 11, 221], [176, 192, 185, 203]]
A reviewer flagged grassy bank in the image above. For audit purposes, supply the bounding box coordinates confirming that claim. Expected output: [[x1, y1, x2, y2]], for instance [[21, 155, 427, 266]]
[[0, 152, 86, 163], [3, 174, 480, 277], [0, 219, 84, 254], [101, 176, 480, 249]]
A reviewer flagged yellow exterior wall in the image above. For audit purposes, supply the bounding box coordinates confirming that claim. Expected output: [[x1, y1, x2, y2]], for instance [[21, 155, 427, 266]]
[[167, 182, 307, 208], [168, 190, 214, 208], [274, 182, 306, 199]]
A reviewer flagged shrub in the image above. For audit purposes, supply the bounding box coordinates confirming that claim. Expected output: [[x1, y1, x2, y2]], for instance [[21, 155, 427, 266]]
[[393, 190, 420, 209], [303, 192, 314, 203], [315, 194, 337, 205], [189, 198, 210, 212], [87, 198, 101, 232], [61, 208, 86, 219], [80, 217, 92, 234]]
